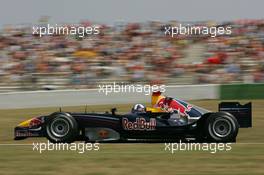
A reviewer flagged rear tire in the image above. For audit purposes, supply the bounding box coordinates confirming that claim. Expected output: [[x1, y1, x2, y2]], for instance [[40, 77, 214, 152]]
[[205, 112, 239, 142], [45, 112, 78, 143]]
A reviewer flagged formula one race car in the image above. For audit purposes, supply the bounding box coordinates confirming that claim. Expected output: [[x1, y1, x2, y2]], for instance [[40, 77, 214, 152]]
[[14, 92, 252, 143]]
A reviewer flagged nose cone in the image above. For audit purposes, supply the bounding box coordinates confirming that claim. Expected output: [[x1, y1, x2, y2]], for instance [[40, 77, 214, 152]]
[[17, 117, 42, 128], [17, 119, 32, 127]]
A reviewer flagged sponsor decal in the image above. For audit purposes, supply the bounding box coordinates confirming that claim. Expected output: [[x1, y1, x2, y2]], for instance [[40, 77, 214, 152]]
[[157, 98, 192, 117], [122, 117, 156, 131], [15, 130, 40, 137], [29, 118, 42, 128]]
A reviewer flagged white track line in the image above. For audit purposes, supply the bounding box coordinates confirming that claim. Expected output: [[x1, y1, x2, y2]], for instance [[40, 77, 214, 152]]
[[0, 143, 264, 146], [0, 143, 32, 146]]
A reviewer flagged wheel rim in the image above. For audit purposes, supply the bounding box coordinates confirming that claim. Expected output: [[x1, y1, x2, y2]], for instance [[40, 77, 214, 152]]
[[50, 118, 70, 138], [211, 118, 232, 138]]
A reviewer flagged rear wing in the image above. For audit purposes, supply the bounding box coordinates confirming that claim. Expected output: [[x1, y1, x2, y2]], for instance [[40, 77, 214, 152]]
[[219, 102, 252, 128]]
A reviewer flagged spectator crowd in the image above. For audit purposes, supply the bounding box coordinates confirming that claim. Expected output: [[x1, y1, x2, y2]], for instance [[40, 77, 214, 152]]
[[0, 19, 263, 91]]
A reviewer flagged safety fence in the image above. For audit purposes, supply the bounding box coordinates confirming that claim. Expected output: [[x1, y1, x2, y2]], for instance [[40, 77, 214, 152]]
[[0, 84, 262, 109]]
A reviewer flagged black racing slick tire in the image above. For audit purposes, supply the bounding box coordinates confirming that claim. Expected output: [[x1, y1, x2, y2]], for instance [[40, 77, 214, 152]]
[[45, 112, 78, 143], [205, 112, 239, 142]]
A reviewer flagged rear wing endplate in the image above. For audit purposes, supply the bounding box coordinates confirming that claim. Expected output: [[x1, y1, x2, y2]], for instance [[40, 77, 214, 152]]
[[219, 102, 252, 128]]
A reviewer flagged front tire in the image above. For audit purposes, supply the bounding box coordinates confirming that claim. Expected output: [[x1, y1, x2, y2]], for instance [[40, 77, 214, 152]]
[[45, 112, 78, 143], [205, 112, 239, 142]]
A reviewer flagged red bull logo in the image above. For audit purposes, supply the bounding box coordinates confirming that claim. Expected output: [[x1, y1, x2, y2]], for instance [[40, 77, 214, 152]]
[[122, 118, 156, 131], [157, 98, 192, 116]]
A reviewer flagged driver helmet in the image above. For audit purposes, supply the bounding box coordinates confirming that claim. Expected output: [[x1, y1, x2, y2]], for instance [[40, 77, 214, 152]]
[[131, 104, 146, 113]]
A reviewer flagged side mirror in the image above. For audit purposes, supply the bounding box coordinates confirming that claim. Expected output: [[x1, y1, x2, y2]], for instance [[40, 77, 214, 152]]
[[111, 108, 117, 115]]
